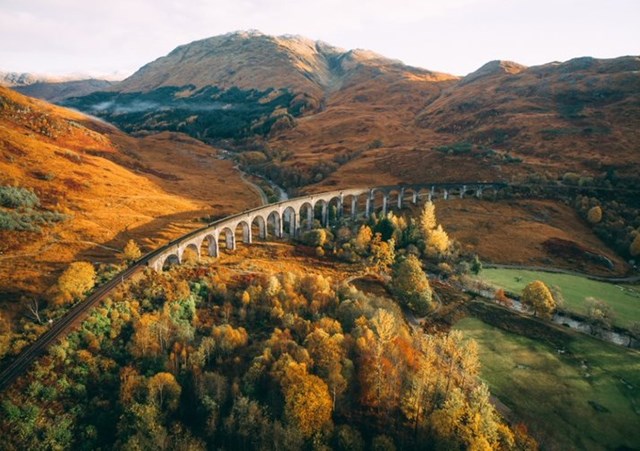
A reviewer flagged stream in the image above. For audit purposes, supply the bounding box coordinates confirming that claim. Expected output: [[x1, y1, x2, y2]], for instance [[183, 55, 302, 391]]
[[501, 295, 632, 347]]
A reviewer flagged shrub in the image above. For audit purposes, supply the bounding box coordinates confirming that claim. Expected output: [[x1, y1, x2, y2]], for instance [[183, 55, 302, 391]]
[[587, 206, 603, 224], [0, 209, 67, 232], [302, 229, 327, 247], [0, 186, 40, 209]]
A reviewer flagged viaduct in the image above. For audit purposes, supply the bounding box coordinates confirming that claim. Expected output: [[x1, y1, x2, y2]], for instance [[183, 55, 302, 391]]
[[146, 182, 505, 271]]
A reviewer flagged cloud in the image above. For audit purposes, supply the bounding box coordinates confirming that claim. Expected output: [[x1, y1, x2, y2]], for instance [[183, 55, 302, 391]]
[[1, 0, 638, 76]]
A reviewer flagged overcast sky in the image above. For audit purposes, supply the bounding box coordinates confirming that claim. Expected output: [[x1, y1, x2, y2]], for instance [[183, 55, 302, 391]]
[[1, 0, 639, 78]]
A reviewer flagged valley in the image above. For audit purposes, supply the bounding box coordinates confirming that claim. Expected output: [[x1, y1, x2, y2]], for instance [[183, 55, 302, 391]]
[[1, 29, 639, 451]]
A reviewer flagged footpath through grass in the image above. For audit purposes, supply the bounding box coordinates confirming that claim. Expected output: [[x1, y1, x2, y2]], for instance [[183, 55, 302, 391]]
[[455, 316, 640, 451], [479, 268, 640, 328]]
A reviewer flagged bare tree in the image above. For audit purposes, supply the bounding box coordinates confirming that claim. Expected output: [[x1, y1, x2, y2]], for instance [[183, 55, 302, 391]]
[[24, 296, 43, 324]]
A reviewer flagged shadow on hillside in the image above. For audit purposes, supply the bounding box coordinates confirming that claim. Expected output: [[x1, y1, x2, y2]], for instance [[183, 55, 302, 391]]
[[73, 209, 212, 265]]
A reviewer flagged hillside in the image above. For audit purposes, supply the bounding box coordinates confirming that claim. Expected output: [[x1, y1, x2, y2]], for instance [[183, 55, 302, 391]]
[[277, 55, 640, 191], [0, 87, 260, 302]]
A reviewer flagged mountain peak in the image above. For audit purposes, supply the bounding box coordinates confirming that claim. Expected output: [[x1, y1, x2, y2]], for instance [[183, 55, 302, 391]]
[[115, 31, 440, 97], [460, 60, 526, 85]]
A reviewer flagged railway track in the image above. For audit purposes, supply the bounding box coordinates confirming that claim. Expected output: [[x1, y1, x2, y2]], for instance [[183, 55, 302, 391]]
[[0, 264, 143, 392]]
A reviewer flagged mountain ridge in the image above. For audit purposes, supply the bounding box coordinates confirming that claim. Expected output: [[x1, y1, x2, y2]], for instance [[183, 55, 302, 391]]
[[42, 32, 640, 189]]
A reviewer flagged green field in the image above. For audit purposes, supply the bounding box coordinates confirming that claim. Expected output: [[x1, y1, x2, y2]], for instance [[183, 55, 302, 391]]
[[479, 268, 640, 328], [455, 317, 640, 450]]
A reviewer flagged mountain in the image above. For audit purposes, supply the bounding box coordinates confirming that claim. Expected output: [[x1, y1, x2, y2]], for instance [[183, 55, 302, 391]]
[[13, 79, 115, 103], [1, 71, 115, 102], [62, 31, 455, 142], [61, 32, 640, 190], [0, 87, 259, 301]]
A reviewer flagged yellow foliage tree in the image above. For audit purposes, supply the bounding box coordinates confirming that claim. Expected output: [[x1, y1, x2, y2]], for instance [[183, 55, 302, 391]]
[[521, 280, 556, 318], [391, 255, 432, 315], [426, 225, 450, 256], [55, 261, 96, 305], [587, 206, 602, 224], [122, 239, 142, 263], [419, 201, 437, 238], [354, 225, 373, 253], [281, 361, 333, 438], [369, 234, 395, 272], [211, 324, 249, 355]]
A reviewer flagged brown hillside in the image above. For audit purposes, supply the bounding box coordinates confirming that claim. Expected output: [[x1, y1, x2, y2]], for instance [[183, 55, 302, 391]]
[[275, 57, 639, 190], [0, 87, 259, 301]]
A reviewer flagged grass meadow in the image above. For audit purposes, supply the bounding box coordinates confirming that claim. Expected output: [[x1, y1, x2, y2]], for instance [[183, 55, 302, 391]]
[[455, 317, 640, 450], [479, 268, 640, 328]]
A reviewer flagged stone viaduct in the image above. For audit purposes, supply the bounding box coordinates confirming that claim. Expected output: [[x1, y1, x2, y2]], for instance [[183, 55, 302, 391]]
[[146, 183, 505, 271]]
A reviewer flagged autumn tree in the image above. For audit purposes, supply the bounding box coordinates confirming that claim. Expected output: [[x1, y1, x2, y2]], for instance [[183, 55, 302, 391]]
[[419, 201, 437, 238], [587, 206, 602, 224], [494, 288, 512, 307], [354, 225, 373, 253], [211, 324, 249, 355], [426, 225, 450, 256], [585, 297, 615, 334], [148, 372, 182, 412], [0, 311, 12, 359], [302, 228, 327, 247], [280, 361, 333, 438], [54, 261, 96, 305], [305, 328, 347, 408], [122, 239, 142, 263], [368, 234, 395, 272], [391, 255, 432, 315], [521, 280, 556, 318]]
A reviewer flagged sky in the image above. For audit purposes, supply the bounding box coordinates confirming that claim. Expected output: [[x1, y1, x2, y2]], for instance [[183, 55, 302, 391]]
[[1, 0, 639, 78]]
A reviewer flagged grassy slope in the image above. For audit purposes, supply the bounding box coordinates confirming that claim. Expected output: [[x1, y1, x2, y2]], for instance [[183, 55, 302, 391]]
[[436, 198, 630, 277], [0, 87, 260, 302], [455, 317, 640, 451], [479, 268, 640, 328]]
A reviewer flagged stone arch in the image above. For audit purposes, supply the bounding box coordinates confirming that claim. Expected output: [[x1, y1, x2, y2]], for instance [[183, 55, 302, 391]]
[[402, 187, 419, 206], [218, 226, 235, 251], [297, 202, 314, 230], [235, 220, 251, 245], [181, 243, 200, 263], [162, 253, 180, 271], [370, 188, 387, 216], [342, 194, 359, 219], [387, 188, 403, 210], [448, 186, 463, 199], [464, 186, 477, 198], [282, 206, 298, 237], [267, 210, 282, 238], [313, 199, 328, 226], [327, 196, 342, 225], [482, 186, 498, 199], [251, 215, 267, 240], [200, 233, 218, 258]]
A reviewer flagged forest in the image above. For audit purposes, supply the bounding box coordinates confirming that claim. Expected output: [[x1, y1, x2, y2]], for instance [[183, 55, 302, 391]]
[[0, 204, 537, 450]]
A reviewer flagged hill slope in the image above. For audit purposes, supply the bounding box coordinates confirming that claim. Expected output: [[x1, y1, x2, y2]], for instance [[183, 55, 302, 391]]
[[0, 87, 259, 300]]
